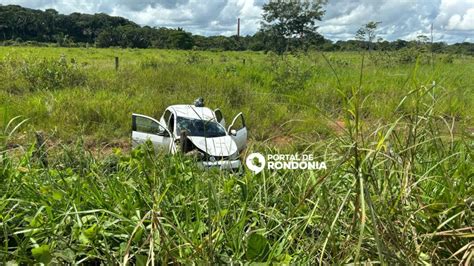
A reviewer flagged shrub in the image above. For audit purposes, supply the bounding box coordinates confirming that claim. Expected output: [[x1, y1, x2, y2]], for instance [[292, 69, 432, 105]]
[[20, 56, 87, 91], [185, 51, 204, 64], [270, 55, 313, 93]]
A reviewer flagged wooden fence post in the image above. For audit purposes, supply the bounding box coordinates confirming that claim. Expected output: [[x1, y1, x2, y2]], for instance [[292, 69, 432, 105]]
[[115, 56, 119, 71], [180, 130, 188, 153], [34, 131, 48, 168]]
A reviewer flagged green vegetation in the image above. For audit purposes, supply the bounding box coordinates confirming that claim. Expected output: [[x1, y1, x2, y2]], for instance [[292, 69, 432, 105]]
[[1, 4, 474, 55], [261, 0, 325, 53], [1, 46, 473, 264]]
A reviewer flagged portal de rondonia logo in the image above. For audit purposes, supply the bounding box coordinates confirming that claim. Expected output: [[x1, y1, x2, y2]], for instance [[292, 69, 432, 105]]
[[245, 152, 327, 174]]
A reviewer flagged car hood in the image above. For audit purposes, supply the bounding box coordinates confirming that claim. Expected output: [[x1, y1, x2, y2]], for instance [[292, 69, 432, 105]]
[[187, 135, 237, 157]]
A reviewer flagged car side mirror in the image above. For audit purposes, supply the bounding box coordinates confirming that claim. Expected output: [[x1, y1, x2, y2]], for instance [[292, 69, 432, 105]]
[[156, 130, 170, 137], [230, 129, 237, 136]]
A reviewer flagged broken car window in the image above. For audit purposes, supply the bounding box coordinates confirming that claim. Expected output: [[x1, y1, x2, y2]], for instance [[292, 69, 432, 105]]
[[177, 116, 226, 138]]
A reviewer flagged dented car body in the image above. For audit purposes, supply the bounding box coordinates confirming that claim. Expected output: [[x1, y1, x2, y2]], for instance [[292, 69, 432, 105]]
[[131, 104, 247, 170]]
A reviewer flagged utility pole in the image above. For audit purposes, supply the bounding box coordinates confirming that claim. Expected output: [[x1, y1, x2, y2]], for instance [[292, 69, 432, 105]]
[[237, 18, 240, 37]]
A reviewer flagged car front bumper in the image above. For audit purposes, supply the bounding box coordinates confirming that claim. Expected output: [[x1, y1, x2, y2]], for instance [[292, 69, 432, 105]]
[[200, 159, 242, 171]]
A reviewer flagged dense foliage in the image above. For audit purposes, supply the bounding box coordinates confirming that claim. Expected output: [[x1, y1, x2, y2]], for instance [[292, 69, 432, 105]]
[[1, 4, 474, 55], [0, 5, 193, 50], [261, 0, 325, 53]]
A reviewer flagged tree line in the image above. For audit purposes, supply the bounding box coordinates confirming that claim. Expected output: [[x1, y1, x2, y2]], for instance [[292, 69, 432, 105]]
[[0, 4, 473, 55]]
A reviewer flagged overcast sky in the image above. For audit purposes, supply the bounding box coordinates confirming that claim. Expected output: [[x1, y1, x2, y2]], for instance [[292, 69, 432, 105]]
[[1, 0, 473, 43]]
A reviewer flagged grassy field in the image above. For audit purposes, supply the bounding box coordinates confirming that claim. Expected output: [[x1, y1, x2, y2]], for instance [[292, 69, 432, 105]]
[[0, 47, 473, 264]]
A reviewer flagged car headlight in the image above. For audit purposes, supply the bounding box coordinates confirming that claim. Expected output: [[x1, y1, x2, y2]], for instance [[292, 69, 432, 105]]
[[229, 151, 239, 160], [185, 150, 205, 161]]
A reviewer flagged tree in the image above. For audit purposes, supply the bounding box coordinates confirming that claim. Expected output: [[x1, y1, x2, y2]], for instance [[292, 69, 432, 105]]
[[414, 34, 430, 54], [248, 31, 266, 51], [96, 28, 119, 47], [116, 25, 149, 48], [168, 29, 193, 50], [261, 0, 326, 54], [416, 34, 429, 44], [355, 21, 381, 50]]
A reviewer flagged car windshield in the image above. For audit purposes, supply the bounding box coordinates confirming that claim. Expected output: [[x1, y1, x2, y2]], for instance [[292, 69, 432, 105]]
[[176, 116, 226, 138]]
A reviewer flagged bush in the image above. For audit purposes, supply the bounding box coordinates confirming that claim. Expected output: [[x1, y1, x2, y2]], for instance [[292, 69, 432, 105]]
[[20, 56, 87, 91], [442, 54, 455, 64], [185, 52, 203, 64], [140, 57, 160, 69], [269, 54, 313, 93]]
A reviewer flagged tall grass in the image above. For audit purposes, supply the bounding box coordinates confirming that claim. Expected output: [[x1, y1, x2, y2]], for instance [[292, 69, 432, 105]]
[[0, 47, 472, 143], [0, 47, 473, 264]]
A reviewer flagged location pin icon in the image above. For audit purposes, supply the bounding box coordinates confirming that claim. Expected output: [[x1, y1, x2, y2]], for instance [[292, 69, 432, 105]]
[[246, 153, 266, 174]]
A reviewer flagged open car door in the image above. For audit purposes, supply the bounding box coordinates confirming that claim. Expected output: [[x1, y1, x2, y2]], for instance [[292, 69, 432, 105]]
[[228, 112, 247, 152], [214, 108, 226, 128], [132, 113, 174, 152]]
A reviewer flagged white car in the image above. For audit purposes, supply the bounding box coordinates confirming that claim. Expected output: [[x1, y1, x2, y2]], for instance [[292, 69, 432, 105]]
[[131, 102, 247, 171]]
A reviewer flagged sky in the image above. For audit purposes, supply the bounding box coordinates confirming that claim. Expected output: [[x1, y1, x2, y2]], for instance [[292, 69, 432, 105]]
[[1, 0, 473, 43]]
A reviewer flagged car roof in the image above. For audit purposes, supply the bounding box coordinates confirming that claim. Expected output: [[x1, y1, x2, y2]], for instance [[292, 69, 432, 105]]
[[168, 105, 216, 120]]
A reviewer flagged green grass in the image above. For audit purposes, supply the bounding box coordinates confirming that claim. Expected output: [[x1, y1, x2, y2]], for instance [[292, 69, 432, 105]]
[[1, 47, 472, 143], [0, 47, 473, 264]]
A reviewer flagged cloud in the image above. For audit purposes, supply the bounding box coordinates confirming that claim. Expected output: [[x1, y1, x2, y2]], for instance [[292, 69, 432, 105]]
[[320, 0, 440, 41], [0, 0, 473, 43], [317, 0, 474, 43], [110, 0, 263, 36]]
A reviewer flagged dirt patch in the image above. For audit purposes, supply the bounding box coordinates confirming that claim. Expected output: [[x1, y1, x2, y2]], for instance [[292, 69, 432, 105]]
[[85, 138, 131, 157], [329, 120, 346, 135], [270, 135, 294, 147]]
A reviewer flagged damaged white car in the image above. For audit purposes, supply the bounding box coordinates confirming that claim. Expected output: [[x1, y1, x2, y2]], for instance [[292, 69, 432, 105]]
[[131, 99, 247, 170]]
